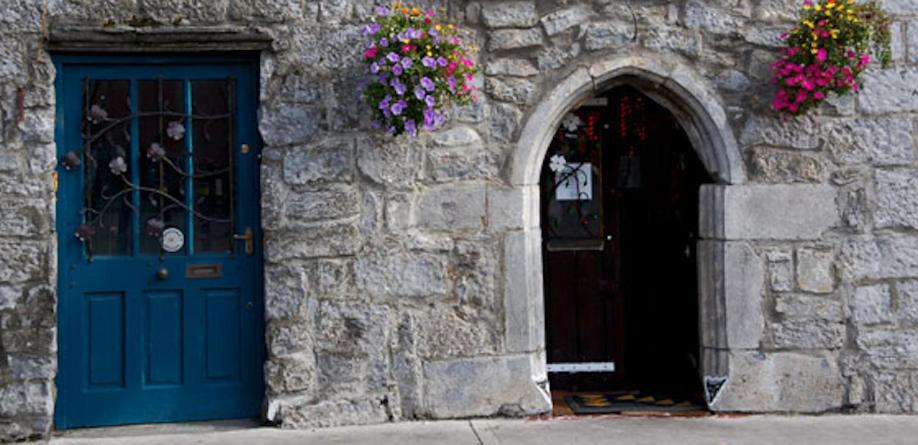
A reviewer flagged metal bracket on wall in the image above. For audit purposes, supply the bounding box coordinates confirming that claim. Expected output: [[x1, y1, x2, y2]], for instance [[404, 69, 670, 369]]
[[546, 362, 616, 373]]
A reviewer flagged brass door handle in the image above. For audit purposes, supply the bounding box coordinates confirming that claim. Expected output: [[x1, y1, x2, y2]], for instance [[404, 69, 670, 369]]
[[233, 227, 253, 255]]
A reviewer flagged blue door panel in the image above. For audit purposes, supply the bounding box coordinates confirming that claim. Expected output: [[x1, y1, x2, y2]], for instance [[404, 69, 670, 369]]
[[145, 290, 183, 385], [54, 54, 264, 429]]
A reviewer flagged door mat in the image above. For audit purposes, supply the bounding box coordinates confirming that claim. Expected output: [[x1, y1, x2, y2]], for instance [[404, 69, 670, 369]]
[[564, 392, 706, 415]]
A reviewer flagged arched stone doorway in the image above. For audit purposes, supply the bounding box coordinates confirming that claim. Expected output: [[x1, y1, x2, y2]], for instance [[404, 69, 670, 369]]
[[505, 54, 748, 411]]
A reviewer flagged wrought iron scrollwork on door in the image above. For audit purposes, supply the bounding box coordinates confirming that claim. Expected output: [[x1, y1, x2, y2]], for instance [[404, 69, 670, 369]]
[[76, 78, 236, 258]]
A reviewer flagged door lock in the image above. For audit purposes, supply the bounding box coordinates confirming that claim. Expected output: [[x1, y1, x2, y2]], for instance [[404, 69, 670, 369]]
[[233, 227, 253, 255]]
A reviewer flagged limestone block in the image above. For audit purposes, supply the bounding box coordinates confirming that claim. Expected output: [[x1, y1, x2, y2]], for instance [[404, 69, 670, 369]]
[[311, 258, 355, 300], [796, 247, 835, 294], [453, 238, 500, 310], [775, 294, 843, 321], [754, 0, 803, 22], [858, 68, 918, 115], [357, 138, 422, 188], [265, 222, 361, 261], [486, 77, 536, 104], [896, 280, 918, 327], [6, 354, 54, 380], [481, 1, 538, 28], [315, 301, 391, 357], [504, 230, 544, 353], [908, 20, 918, 65], [432, 126, 482, 147], [739, 115, 820, 149], [229, 0, 304, 23], [582, 20, 634, 50], [712, 351, 845, 412], [417, 184, 486, 231], [724, 242, 765, 349], [700, 184, 838, 241], [267, 319, 313, 357], [712, 70, 752, 93], [285, 184, 359, 224], [282, 139, 354, 186], [487, 185, 537, 231], [643, 28, 702, 57], [537, 43, 581, 71], [354, 250, 450, 299], [423, 354, 551, 418], [275, 398, 389, 429], [0, 382, 53, 417], [138, 0, 229, 24], [17, 108, 54, 143], [428, 146, 502, 182], [415, 308, 501, 359], [264, 263, 309, 320], [876, 169, 918, 230], [487, 102, 522, 143], [683, 0, 747, 34], [265, 352, 317, 395], [871, 372, 918, 413], [485, 58, 539, 77], [769, 319, 845, 349], [488, 29, 544, 51], [765, 250, 794, 292], [851, 284, 893, 326], [540, 5, 592, 36], [0, 241, 44, 284], [857, 329, 918, 369], [884, 0, 918, 15], [749, 147, 827, 184], [261, 104, 321, 147], [0, 199, 51, 238], [825, 117, 914, 166], [840, 235, 918, 282], [385, 193, 415, 230]]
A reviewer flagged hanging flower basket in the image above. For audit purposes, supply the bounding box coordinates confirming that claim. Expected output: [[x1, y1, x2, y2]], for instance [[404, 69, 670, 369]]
[[361, 2, 479, 137], [771, 0, 891, 116]]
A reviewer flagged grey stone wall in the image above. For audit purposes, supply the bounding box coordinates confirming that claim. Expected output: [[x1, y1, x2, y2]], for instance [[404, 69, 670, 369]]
[[1, 0, 918, 440]]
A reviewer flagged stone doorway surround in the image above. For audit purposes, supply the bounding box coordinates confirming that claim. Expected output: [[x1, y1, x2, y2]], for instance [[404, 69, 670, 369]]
[[508, 53, 839, 411]]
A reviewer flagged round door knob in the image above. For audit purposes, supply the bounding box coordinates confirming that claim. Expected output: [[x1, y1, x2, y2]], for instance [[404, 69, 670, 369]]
[[156, 267, 169, 280]]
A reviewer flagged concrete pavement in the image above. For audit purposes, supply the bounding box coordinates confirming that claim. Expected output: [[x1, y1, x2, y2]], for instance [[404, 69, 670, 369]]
[[48, 415, 918, 445]]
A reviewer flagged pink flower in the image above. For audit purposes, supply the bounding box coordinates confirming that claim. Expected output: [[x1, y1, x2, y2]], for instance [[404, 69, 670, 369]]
[[816, 48, 827, 62], [364, 47, 378, 58]]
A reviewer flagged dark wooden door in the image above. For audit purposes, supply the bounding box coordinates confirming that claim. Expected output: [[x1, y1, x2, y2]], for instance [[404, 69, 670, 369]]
[[542, 88, 708, 393]]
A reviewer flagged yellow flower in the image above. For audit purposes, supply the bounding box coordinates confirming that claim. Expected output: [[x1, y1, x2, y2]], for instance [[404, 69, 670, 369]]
[[803, 5, 811, 10], [392, 1, 400, 8], [814, 4, 822, 11], [402, 39, 410, 44], [427, 51, 432, 57], [435, 24, 442, 31], [804, 19, 814, 28], [811, 47, 819, 54]]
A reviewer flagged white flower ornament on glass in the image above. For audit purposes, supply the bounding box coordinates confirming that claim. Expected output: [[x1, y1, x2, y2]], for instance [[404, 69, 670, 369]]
[[561, 113, 583, 133], [549, 154, 567, 173]]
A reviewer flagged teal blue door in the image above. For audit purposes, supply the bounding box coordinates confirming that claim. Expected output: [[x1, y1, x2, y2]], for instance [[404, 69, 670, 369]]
[[53, 55, 264, 429]]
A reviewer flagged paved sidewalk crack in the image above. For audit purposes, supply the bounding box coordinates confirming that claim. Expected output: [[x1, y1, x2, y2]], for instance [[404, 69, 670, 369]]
[[468, 419, 485, 445]]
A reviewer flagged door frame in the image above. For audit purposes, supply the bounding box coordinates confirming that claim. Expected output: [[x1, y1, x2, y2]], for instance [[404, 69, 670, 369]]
[[51, 52, 265, 428]]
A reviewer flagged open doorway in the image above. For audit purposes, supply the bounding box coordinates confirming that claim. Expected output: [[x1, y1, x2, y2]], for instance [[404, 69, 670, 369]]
[[541, 85, 711, 414]]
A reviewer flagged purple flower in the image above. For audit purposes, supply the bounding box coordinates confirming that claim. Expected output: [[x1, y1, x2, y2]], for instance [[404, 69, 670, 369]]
[[414, 86, 426, 100], [420, 76, 435, 92], [422, 56, 436, 68], [379, 37, 389, 47], [371, 120, 382, 129], [391, 78, 406, 96], [391, 99, 407, 116], [377, 73, 388, 84], [405, 119, 417, 137], [386, 52, 401, 63], [378, 95, 391, 111], [375, 6, 389, 16], [386, 126, 397, 135], [437, 57, 448, 67], [392, 64, 404, 76], [423, 108, 437, 130], [425, 95, 436, 108], [428, 28, 439, 39], [370, 62, 380, 74], [363, 22, 381, 36], [447, 76, 457, 93], [401, 57, 413, 69]]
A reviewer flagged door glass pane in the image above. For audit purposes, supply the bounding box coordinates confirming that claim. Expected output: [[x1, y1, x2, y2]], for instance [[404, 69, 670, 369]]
[[138, 80, 188, 255], [83, 80, 133, 256], [191, 80, 234, 254], [543, 110, 604, 240]]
